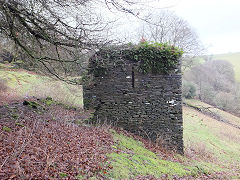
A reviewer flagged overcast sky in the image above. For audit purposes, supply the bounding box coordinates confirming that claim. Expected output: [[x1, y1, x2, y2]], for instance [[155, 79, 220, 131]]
[[168, 0, 240, 54], [104, 0, 240, 55]]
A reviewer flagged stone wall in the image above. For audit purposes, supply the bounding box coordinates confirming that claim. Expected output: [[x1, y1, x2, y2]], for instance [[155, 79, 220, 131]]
[[83, 52, 183, 154]]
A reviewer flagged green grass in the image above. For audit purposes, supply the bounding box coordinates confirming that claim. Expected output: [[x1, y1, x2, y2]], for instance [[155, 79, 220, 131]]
[[184, 99, 240, 127], [0, 65, 83, 108], [106, 129, 232, 179], [183, 99, 240, 175], [106, 131, 204, 179], [213, 52, 240, 82], [2, 126, 11, 132]]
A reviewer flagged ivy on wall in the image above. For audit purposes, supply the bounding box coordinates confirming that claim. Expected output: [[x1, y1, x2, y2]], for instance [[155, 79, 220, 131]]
[[88, 42, 183, 77]]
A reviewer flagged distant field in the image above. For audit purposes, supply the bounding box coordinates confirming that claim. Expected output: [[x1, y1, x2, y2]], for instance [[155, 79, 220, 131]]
[[213, 52, 240, 82]]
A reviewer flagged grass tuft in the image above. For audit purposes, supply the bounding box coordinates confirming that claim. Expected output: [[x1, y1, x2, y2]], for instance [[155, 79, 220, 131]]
[[2, 126, 11, 132]]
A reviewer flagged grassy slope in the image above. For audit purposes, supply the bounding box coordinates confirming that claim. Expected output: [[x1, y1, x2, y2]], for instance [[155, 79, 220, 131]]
[[184, 99, 240, 175], [0, 63, 83, 108], [213, 52, 240, 82], [106, 131, 201, 179], [105, 99, 240, 178], [106, 103, 240, 178], [185, 99, 240, 127]]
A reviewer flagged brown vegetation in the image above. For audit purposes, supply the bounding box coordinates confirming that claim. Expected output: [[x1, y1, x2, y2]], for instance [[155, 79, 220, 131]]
[[0, 79, 7, 93], [0, 100, 114, 179], [0, 78, 20, 106]]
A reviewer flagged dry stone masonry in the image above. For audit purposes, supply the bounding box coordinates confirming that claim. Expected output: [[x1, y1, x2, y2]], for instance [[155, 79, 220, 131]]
[[83, 44, 184, 154]]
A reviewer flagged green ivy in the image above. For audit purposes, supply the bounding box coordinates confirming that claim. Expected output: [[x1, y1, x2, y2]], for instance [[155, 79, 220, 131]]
[[89, 42, 183, 76]]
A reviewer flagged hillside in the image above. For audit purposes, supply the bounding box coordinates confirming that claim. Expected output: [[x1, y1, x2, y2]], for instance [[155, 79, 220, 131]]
[[0, 66, 240, 179], [0, 63, 83, 108], [213, 52, 240, 82], [184, 99, 240, 177]]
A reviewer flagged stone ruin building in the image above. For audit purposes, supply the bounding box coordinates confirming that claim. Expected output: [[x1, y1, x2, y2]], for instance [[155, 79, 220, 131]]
[[83, 45, 183, 154]]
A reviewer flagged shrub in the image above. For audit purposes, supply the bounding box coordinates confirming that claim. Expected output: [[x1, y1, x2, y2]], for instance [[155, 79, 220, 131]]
[[213, 92, 239, 112], [200, 83, 216, 103], [182, 80, 196, 99]]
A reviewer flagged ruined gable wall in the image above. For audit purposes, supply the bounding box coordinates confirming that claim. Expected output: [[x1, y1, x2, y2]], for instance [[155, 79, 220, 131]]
[[83, 48, 183, 153]]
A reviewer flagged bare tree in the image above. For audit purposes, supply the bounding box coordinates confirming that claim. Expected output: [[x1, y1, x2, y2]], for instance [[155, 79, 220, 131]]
[[0, 0, 108, 81], [0, 0, 162, 83], [137, 10, 204, 69]]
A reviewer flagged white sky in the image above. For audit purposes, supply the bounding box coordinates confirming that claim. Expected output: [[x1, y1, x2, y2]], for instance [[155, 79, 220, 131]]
[[101, 0, 240, 55], [168, 0, 240, 54]]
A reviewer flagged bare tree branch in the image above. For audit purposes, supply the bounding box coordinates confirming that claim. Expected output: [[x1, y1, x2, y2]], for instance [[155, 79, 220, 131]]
[[137, 10, 205, 70], [0, 0, 167, 82]]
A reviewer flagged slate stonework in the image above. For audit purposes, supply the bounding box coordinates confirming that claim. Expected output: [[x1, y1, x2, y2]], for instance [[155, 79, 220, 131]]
[[83, 50, 183, 154]]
